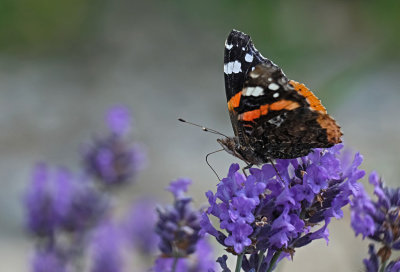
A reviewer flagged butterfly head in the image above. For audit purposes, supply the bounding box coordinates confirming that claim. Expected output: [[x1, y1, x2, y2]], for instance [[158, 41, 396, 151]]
[[217, 137, 265, 166]]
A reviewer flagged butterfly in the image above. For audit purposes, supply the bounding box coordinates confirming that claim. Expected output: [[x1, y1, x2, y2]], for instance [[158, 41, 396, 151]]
[[218, 30, 342, 168]]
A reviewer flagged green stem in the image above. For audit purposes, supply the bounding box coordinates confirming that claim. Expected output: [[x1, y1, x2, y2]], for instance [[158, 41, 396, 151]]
[[256, 249, 266, 272], [235, 253, 244, 272], [379, 260, 387, 272], [171, 257, 178, 272], [266, 250, 282, 272]]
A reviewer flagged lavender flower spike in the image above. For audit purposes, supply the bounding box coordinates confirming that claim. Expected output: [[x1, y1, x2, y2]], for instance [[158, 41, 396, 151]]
[[123, 197, 159, 255], [24, 163, 56, 237], [202, 144, 365, 271], [155, 178, 201, 257], [90, 221, 123, 272], [31, 248, 66, 272], [154, 178, 214, 271], [83, 106, 146, 186], [106, 105, 132, 136], [351, 171, 400, 271]]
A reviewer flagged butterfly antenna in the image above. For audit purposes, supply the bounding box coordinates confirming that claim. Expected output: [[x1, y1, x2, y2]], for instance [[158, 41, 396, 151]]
[[178, 118, 229, 138], [206, 149, 224, 181]]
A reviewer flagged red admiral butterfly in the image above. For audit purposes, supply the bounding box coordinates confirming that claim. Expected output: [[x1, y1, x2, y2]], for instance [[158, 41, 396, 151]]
[[218, 30, 342, 167]]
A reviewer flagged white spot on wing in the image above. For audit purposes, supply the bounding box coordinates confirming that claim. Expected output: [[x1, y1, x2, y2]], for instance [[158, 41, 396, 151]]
[[243, 86, 264, 97], [268, 83, 280, 91], [245, 53, 253, 63], [273, 92, 279, 98], [225, 40, 233, 50], [224, 61, 242, 74]]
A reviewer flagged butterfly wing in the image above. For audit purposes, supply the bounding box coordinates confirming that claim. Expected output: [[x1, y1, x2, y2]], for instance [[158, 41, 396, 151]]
[[224, 30, 280, 143], [224, 30, 342, 160], [240, 64, 342, 159]]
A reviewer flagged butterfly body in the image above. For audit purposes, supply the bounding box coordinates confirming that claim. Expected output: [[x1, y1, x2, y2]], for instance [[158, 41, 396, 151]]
[[220, 30, 342, 165]]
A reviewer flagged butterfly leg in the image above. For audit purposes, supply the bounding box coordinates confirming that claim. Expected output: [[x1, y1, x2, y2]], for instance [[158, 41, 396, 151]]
[[268, 158, 285, 184], [242, 164, 253, 177]]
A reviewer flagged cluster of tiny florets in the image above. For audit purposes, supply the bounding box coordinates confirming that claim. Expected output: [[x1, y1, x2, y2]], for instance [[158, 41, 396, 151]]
[[201, 144, 365, 270]]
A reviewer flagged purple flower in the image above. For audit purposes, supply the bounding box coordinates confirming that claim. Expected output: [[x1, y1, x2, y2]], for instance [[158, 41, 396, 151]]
[[351, 171, 400, 271], [304, 164, 328, 194], [364, 244, 379, 272], [224, 222, 253, 254], [25, 164, 107, 235], [202, 144, 365, 270], [154, 180, 214, 271], [229, 196, 256, 224], [24, 163, 56, 236], [90, 221, 123, 272], [350, 184, 376, 238], [52, 170, 108, 232], [25, 163, 110, 272], [83, 137, 146, 185], [386, 260, 400, 272], [31, 248, 66, 272], [153, 238, 215, 272], [83, 106, 146, 186], [106, 105, 132, 136], [123, 197, 159, 255], [191, 238, 216, 272], [351, 171, 400, 247], [363, 244, 400, 272], [155, 179, 202, 258], [153, 258, 187, 272], [166, 178, 191, 199]]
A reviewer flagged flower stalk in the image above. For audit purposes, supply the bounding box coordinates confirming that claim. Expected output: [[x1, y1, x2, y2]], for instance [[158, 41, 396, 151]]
[[235, 253, 244, 272]]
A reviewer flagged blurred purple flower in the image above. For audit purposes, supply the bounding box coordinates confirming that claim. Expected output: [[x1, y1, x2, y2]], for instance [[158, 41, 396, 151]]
[[90, 221, 123, 272], [203, 144, 365, 271], [123, 197, 159, 255], [106, 105, 132, 136], [52, 168, 108, 232], [25, 164, 107, 235], [83, 136, 146, 186], [24, 163, 56, 236], [363, 244, 400, 272], [191, 238, 216, 272], [351, 171, 400, 271], [153, 238, 215, 272], [83, 106, 146, 186], [153, 258, 187, 272], [31, 248, 66, 272]]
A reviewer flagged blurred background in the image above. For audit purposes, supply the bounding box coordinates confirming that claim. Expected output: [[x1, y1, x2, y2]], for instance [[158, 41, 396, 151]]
[[1, 0, 399, 271]]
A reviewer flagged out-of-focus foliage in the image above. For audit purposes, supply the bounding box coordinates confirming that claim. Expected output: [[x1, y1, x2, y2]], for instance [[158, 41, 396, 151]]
[[171, 0, 400, 57], [1, 0, 399, 57], [0, 0, 104, 54]]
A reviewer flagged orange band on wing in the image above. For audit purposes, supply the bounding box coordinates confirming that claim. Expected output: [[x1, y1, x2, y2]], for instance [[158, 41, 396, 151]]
[[239, 104, 269, 122], [289, 80, 326, 113], [228, 91, 242, 112], [316, 114, 343, 144], [260, 104, 269, 115], [241, 109, 261, 121], [239, 100, 299, 122], [269, 100, 300, 111]]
